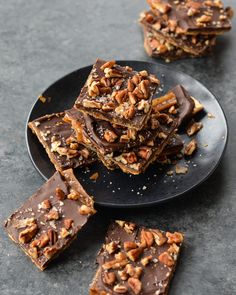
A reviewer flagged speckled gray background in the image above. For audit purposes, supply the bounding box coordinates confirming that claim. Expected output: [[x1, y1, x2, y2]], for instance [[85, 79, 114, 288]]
[[0, 1, 236, 294]]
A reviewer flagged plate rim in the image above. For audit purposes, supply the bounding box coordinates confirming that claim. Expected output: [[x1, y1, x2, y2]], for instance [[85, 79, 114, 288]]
[[25, 60, 229, 208]]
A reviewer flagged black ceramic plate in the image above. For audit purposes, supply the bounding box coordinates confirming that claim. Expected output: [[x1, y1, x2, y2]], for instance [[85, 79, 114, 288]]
[[26, 61, 228, 208]]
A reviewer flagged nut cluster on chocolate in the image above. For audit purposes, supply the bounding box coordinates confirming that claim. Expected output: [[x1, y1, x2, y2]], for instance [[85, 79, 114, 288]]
[[140, 0, 233, 62]]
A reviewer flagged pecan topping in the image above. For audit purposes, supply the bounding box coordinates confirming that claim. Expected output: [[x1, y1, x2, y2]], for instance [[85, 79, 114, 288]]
[[30, 233, 49, 248], [168, 243, 180, 254], [78, 204, 96, 215], [100, 60, 116, 70], [118, 269, 129, 281], [55, 188, 66, 200], [128, 277, 142, 294], [105, 241, 119, 254], [152, 1, 171, 13], [127, 79, 135, 92], [43, 246, 57, 259], [184, 139, 198, 156], [67, 189, 80, 200], [158, 251, 174, 266], [45, 208, 60, 221], [40, 199, 52, 210], [48, 229, 58, 245], [82, 99, 102, 109], [137, 99, 150, 113], [125, 264, 142, 279], [127, 247, 143, 261], [113, 284, 127, 294], [124, 241, 138, 252], [60, 227, 70, 239], [141, 255, 152, 266], [19, 224, 38, 244], [196, 14, 212, 23], [88, 81, 100, 97], [104, 130, 118, 143], [140, 229, 154, 247], [175, 165, 188, 174], [102, 101, 116, 112], [102, 271, 116, 285], [186, 121, 203, 136], [123, 222, 136, 234], [13, 217, 36, 229], [123, 105, 135, 119], [104, 68, 123, 78], [102, 252, 128, 270], [152, 230, 167, 246], [64, 218, 73, 230], [166, 232, 184, 244]]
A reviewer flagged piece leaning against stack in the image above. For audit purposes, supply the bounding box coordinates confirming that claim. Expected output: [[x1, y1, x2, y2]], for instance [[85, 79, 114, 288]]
[[140, 0, 233, 62]]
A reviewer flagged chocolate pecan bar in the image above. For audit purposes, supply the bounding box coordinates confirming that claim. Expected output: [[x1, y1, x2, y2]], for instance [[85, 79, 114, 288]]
[[75, 59, 160, 130], [147, 0, 233, 35], [4, 169, 96, 270], [140, 10, 216, 56], [28, 112, 96, 171], [89, 220, 184, 295]]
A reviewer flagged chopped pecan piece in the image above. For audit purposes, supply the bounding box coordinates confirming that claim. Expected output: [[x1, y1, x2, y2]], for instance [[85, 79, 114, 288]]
[[82, 99, 102, 109], [113, 284, 128, 294], [125, 264, 142, 279], [124, 241, 138, 252], [118, 269, 129, 281], [67, 189, 80, 200], [184, 139, 198, 156], [19, 224, 38, 244], [40, 199, 52, 210], [196, 14, 212, 23], [152, 230, 167, 246], [124, 152, 138, 164], [168, 243, 180, 254], [78, 204, 96, 215], [137, 99, 150, 113], [166, 232, 184, 244], [104, 130, 118, 143], [105, 241, 119, 254], [48, 229, 58, 245], [186, 121, 203, 136], [100, 60, 116, 70], [175, 165, 188, 174], [13, 217, 36, 229], [102, 252, 128, 270], [127, 247, 143, 262], [55, 188, 66, 200], [64, 218, 73, 230], [31, 233, 49, 248], [138, 147, 152, 160], [124, 222, 136, 234], [60, 227, 70, 239], [123, 105, 135, 119], [140, 229, 154, 247], [102, 271, 116, 285], [141, 255, 152, 266], [128, 277, 142, 294], [158, 251, 174, 267], [45, 208, 59, 221]]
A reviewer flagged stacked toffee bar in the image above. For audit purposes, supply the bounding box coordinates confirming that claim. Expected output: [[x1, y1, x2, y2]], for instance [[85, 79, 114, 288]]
[[140, 0, 233, 62], [66, 59, 188, 175]]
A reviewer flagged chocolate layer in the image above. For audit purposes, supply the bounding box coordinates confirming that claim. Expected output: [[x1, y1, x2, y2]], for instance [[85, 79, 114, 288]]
[[75, 59, 160, 130], [28, 112, 96, 171], [4, 169, 96, 270], [90, 220, 184, 295]]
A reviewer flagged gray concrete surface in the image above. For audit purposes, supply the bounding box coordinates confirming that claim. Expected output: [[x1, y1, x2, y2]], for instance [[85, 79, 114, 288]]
[[0, 1, 235, 294]]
